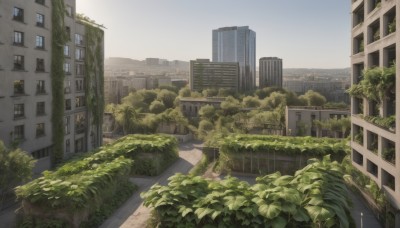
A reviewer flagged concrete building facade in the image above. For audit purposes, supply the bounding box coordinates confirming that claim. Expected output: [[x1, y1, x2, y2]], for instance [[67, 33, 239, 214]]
[[179, 97, 225, 119], [286, 106, 349, 138], [259, 57, 283, 88], [212, 26, 256, 91], [189, 59, 239, 92], [0, 0, 104, 173], [350, 0, 400, 225]]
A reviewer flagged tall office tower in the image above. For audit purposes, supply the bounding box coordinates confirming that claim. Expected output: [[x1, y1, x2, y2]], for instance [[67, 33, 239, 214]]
[[212, 26, 256, 91], [259, 57, 283, 88], [189, 59, 239, 92], [350, 0, 399, 224], [0, 0, 104, 173]]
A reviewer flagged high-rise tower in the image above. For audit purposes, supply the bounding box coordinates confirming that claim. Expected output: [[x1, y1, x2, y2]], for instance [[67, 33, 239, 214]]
[[259, 57, 283, 88], [212, 26, 256, 91]]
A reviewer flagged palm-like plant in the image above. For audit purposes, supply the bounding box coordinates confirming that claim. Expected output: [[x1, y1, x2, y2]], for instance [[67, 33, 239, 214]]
[[115, 104, 137, 135]]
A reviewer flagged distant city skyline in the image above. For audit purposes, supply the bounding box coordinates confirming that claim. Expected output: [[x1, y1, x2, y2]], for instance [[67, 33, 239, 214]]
[[77, 0, 350, 68]]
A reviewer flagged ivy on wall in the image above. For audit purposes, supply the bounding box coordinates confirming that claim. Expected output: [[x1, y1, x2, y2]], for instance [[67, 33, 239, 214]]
[[50, 0, 68, 166], [84, 24, 104, 128]]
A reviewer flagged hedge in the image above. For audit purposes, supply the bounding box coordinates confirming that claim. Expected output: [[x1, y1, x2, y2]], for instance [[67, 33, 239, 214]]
[[219, 134, 348, 174], [15, 134, 178, 227]]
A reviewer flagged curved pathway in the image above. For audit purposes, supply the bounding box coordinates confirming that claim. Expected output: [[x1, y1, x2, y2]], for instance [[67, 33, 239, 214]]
[[99, 141, 203, 228]]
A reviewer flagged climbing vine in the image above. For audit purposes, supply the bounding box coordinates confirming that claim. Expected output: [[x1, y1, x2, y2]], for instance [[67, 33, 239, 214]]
[[83, 22, 104, 132], [50, 0, 67, 165]]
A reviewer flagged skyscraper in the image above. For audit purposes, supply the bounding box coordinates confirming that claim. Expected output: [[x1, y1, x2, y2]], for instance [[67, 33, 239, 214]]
[[350, 0, 399, 225], [0, 0, 104, 173], [259, 57, 283, 88], [212, 26, 256, 91]]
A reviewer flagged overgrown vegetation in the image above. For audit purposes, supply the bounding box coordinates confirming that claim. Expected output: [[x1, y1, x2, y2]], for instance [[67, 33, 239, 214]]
[[348, 65, 395, 104], [218, 134, 348, 174], [84, 20, 105, 143], [15, 134, 177, 226], [142, 156, 354, 228], [0, 141, 35, 210], [50, 0, 68, 165]]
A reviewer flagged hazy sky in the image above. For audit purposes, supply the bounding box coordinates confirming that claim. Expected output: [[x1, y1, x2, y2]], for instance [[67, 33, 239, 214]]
[[76, 0, 350, 68]]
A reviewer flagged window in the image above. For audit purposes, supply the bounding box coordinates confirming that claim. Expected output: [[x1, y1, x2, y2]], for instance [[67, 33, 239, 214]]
[[76, 79, 84, 91], [75, 113, 86, 134], [75, 138, 84, 153], [64, 63, 71, 74], [35, 0, 45, 5], [31, 146, 51, 159], [36, 102, 45, 116], [75, 48, 85, 60], [65, 116, 70, 134], [14, 125, 24, 140], [13, 7, 24, 22], [36, 80, 46, 94], [76, 64, 85, 75], [13, 31, 24, 45], [66, 6, 73, 17], [64, 80, 71, 94], [65, 139, 70, 153], [36, 58, 45, 71], [36, 36, 45, 49], [13, 80, 24, 94], [65, 26, 71, 40], [36, 123, 45, 137], [36, 13, 44, 27], [64, 45, 70, 56], [75, 96, 85, 108], [14, 55, 24, 70], [65, 99, 71, 111], [75, 34, 84, 45], [14, 104, 24, 119]]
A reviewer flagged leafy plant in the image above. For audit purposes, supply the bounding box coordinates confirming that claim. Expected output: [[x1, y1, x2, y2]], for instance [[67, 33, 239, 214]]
[[142, 156, 354, 227], [348, 65, 396, 104]]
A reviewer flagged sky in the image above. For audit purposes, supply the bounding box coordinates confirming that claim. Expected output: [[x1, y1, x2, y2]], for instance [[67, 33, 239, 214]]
[[76, 0, 351, 69]]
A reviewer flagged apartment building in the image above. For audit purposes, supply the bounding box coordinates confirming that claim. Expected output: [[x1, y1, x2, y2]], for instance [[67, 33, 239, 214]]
[[350, 0, 399, 224], [259, 57, 283, 88], [286, 106, 349, 137], [0, 0, 104, 173], [190, 59, 239, 92]]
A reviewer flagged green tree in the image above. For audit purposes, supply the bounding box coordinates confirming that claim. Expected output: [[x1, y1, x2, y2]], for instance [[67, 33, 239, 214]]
[[149, 100, 166, 114], [221, 96, 241, 115], [0, 141, 35, 209], [122, 92, 148, 112], [198, 120, 214, 139], [136, 89, 157, 105], [178, 87, 191, 97], [159, 85, 179, 94], [218, 88, 236, 97], [261, 92, 287, 110], [299, 90, 327, 106], [157, 89, 178, 109], [202, 88, 218, 97], [198, 105, 217, 121], [242, 96, 261, 108], [115, 104, 137, 134]]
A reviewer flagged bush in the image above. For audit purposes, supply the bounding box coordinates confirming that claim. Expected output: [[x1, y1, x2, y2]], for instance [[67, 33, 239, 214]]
[[142, 156, 354, 227]]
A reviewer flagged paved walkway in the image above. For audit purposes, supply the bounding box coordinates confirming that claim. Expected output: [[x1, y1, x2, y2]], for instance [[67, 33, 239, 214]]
[[100, 142, 203, 228]]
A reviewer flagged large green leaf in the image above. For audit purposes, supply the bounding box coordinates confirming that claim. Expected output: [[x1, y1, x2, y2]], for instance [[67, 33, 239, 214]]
[[305, 205, 334, 222], [224, 196, 247, 210], [259, 203, 281, 219]]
